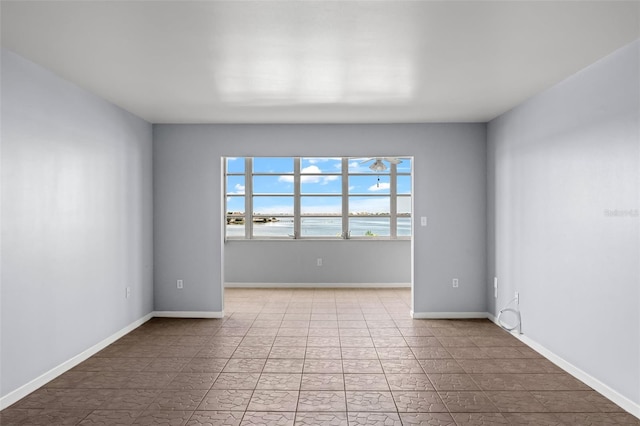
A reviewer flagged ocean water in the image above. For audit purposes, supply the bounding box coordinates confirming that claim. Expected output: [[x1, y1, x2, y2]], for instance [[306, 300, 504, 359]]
[[227, 217, 411, 238]]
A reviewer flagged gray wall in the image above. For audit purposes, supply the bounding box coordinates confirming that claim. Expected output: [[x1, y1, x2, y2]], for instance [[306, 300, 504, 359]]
[[225, 240, 411, 285], [487, 40, 639, 405], [1, 49, 154, 398], [153, 123, 487, 314]]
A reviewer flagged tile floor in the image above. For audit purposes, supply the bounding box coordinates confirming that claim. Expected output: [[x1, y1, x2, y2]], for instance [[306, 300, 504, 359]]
[[2, 288, 638, 425]]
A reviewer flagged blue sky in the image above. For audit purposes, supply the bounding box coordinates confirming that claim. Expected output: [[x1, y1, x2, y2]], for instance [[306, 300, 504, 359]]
[[227, 157, 411, 215]]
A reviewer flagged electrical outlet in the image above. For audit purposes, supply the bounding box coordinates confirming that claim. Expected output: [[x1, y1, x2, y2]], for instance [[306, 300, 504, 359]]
[[126, 287, 131, 299], [452, 278, 459, 288], [317, 258, 323, 266], [177, 280, 183, 289], [493, 277, 498, 298], [515, 291, 519, 304], [421, 216, 427, 227]]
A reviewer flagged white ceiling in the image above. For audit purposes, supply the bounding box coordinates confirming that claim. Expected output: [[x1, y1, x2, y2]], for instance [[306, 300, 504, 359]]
[[1, 1, 638, 124]]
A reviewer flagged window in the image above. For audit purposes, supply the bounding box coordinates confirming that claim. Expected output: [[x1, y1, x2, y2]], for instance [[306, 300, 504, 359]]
[[225, 158, 246, 238], [225, 157, 412, 239], [300, 157, 343, 237], [252, 157, 294, 238]]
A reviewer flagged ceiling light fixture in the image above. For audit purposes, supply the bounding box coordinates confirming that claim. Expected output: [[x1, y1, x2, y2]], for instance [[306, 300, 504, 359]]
[[369, 159, 387, 172]]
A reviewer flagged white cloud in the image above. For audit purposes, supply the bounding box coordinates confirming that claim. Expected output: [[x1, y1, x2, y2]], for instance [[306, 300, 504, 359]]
[[279, 166, 339, 185], [230, 183, 245, 194], [302, 165, 322, 174], [368, 182, 390, 191]]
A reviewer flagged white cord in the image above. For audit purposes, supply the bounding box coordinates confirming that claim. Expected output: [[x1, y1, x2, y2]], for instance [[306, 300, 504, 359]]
[[497, 296, 522, 334]]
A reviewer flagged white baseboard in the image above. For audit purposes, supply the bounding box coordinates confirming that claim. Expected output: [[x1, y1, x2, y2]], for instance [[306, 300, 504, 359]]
[[410, 311, 488, 319], [225, 282, 411, 288], [0, 312, 154, 410], [153, 311, 224, 319], [487, 315, 640, 419]]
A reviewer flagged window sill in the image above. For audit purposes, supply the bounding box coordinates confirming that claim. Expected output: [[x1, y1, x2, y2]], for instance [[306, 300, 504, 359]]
[[225, 237, 411, 242]]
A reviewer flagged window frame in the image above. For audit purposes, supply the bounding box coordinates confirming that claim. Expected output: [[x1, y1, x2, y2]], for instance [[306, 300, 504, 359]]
[[224, 156, 412, 240]]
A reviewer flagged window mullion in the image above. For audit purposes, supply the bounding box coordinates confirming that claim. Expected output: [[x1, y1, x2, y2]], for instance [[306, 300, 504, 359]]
[[223, 158, 228, 241], [390, 162, 398, 239], [245, 157, 253, 239], [294, 157, 301, 239], [342, 158, 349, 238]]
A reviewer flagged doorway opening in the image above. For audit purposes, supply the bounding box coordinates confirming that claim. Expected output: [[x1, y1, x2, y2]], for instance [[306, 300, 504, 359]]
[[221, 156, 415, 315]]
